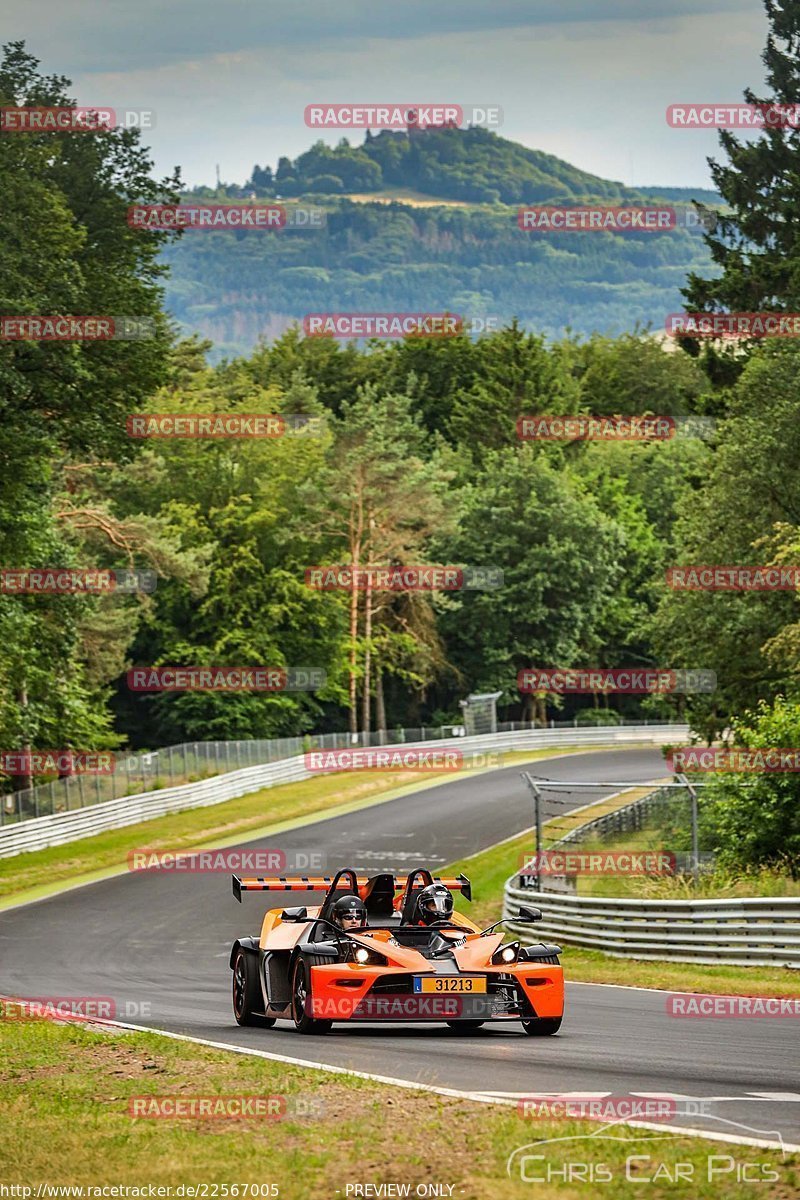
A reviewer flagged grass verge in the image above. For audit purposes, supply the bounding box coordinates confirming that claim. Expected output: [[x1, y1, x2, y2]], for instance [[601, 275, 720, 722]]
[[574, 826, 800, 899], [0, 1018, 794, 1199], [0, 746, 600, 908]]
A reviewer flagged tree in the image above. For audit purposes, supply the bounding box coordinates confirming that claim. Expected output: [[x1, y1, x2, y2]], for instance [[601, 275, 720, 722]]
[[446, 321, 579, 455], [0, 42, 180, 788], [309, 385, 455, 734], [698, 696, 800, 876], [435, 450, 626, 721], [652, 342, 800, 738], [576, 333, 709, 417], [683, 2, 800, 322], [112, 360, 343, 745]]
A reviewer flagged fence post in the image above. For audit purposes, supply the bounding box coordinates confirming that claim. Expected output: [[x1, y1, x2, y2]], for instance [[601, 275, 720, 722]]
[[520, 772, 543, 893], [676, 772, 699, 882]]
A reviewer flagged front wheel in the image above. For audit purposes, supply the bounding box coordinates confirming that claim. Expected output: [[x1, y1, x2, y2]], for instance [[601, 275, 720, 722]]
[[291, 959, 332, 1034], [232, 949, 276, 1028], [521, 1016, 562, 1036]]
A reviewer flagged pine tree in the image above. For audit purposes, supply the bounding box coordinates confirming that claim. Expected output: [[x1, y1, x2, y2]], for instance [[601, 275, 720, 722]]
[[684, 1, 800, 316]]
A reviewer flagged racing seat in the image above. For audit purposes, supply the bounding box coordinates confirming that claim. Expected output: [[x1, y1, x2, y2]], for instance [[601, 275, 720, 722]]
[[399, 868, 435, 925], [362, 871, 396, 919], [317, 868, 361, 925]]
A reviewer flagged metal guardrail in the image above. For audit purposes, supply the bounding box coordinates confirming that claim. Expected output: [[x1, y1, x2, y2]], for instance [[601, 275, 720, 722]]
[[504, 876, 800, 970], [0, 715, 681, 826], [0, 723, 685, 858]]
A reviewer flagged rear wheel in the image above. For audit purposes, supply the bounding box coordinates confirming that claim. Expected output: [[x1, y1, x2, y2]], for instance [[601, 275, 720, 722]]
[[232, 948, 275, 1028], [521, 1016, 562, 1036], [291, 959, 333, 1034], [446, 1020, 484, 1031]]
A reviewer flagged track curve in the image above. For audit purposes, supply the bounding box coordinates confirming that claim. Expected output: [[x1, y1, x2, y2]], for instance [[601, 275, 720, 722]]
[[1, 748, 798, 1145]]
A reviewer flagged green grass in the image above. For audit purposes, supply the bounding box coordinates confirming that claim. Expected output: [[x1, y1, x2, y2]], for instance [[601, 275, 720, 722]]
[[0, 1018, 794, 1198], [0, 746, 596, 908], [573, 825, 800, 899]]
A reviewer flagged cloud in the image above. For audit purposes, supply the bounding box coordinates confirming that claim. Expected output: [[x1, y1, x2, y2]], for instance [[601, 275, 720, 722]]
[[1, 0, 767, 189], [4, 0, 760, 73]]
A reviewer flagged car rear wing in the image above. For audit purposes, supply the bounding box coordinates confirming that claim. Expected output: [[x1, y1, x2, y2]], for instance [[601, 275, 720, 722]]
[[232, 871, 471, 903]]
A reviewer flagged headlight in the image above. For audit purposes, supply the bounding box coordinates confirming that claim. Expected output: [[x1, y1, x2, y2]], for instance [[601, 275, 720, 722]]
[[492, 942, 520, 965], [349, 941, 388, 966]]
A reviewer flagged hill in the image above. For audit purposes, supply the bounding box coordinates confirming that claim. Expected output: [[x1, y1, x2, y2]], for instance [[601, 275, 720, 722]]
[[162, 127, 720, 356]]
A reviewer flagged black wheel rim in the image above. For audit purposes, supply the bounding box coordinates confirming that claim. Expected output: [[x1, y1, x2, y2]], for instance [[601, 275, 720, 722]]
[[293, 963, 307, 1023], [233, 954, 246, 1017]]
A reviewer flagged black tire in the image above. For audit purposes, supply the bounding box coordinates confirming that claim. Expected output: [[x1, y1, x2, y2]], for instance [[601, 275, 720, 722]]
[[446, 1020, 485, 1031], [521, 1016, 562, 1036], [291, 959, 333, 1034], [232, 948, 276, 1028]]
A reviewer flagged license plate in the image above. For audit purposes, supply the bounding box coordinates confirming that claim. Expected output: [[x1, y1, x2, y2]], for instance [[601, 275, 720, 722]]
[[413, 976, 487, 993]]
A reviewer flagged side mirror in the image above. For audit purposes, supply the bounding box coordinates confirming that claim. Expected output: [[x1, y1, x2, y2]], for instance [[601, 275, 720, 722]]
[[517, 905, 543, 922], [281, 906, 308, 922]]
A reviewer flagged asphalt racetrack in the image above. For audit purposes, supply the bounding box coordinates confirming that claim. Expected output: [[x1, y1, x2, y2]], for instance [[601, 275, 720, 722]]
[[1, 748, 798, 1147]]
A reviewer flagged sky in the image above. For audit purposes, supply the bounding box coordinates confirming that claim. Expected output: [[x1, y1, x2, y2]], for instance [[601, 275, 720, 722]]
[[4, 0, 769, 189]]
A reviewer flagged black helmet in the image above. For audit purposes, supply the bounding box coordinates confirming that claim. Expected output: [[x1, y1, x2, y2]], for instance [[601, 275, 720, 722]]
[[332, 894, 367, 929], [416, 883, 454, 926]]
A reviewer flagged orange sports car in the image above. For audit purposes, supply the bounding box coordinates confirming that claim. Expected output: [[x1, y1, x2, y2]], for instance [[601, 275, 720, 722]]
[[229, 866, 564, 1035]]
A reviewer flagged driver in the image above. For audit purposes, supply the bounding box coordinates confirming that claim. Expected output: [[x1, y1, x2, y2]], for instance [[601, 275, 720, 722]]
[[331, 894, 368, 931], [415, 883, 454, 926]]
